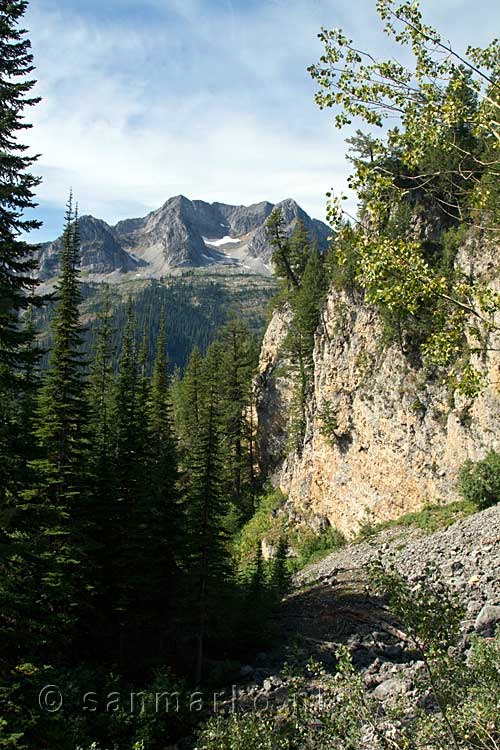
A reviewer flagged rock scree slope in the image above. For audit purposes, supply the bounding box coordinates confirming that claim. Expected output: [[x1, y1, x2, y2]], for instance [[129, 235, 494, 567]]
[[230, 504, 500, 713]]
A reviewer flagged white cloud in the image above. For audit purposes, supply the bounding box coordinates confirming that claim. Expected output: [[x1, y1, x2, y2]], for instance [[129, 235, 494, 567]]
[[24, 0, 500, 239]]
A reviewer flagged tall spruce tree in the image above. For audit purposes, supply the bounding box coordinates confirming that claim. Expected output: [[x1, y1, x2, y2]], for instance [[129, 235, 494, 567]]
[[87, 285, 114, 502], [36, 198, 87, 498], [113, 302, 148, 511], [112, 303, 140, 642], [219, 319, 258, 515], [149, 319, 177, 519], [112, 303, 153, 664], [137, 320, 151, 421], [0, 0, 42, 521], [4, 197, 89, 662], [0, 0, 41, 373], [146, 320, 179, 632], [86, 286, 116, 649], [174, 345, 203, 457], [184, 343, 231, 684]]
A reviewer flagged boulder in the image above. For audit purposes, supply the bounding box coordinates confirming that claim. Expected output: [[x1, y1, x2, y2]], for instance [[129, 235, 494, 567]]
[[474, 604, 500, 635], [372, 678, 411, 701]]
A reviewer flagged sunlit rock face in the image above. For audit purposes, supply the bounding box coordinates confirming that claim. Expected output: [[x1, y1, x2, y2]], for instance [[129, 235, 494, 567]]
[[256, 236, 500, 537]]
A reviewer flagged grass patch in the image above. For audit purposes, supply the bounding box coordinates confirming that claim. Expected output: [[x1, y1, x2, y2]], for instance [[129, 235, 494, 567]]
[[235, 490, 346, 574], [234, 489, 287, 573], [357, 499, 478, 540], [290, 527, 346, 571]]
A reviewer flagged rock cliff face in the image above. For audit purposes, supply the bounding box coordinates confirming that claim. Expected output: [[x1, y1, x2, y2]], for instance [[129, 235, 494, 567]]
[[38, 215, 142, 279], [256, 239, 500, 537]]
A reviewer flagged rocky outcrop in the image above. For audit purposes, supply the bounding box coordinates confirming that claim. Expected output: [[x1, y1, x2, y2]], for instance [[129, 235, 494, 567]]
[[256, 239, 500, 537], [38, 215, 141, 279]]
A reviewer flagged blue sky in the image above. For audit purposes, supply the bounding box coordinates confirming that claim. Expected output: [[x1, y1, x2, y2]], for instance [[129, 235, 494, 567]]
[[24, 0, 500, 241]]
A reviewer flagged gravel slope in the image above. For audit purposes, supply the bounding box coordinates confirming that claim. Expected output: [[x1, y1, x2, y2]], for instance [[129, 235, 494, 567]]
[[228, 505, 500, 714], [297, 504, 500, 615]]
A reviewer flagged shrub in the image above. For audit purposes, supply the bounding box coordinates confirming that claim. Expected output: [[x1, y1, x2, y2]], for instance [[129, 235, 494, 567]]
[[317, 400, 339, 444], [458, 451, 500, 510], [356, 499, 478, 539]]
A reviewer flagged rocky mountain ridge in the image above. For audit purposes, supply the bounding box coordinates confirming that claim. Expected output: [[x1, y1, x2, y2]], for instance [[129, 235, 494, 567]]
[[38, 196, 330, 282]]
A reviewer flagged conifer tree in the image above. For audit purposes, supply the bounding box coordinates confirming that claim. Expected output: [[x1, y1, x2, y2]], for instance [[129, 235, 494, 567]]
[[266, 209, 299, 289], [7, 197, 90, 659], [87, 285, 114, 498], [283, 239, 328, 451], [16, 307, 40, 441], [271, 536, 291, 600], [111, 303, 154, 662], [112, 304, 141, 633], [245, 335, 260, 493], [288, 220, 311, 281], [0, 0, 42, 529], [149, 320, 178, 513], [113, 302, 146, 508], [35, 199, 87, 496], [293, 245, 328, 359], [0, 308, 40, 507], [137, 320, 151, 419], [219, 319, 256, 511], [184, 343, 231, 684], [250, 541, 265, 603], [145, 319, 179, 632], [0, 311, 42, 673], [0, 0, 41, 374], [175, 345, 203, 456], [86, 286, 116, 643], [235, 540, 272, 648]]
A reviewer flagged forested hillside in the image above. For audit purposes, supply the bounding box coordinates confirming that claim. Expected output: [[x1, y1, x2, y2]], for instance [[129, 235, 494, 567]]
[[1, 1, 500, 749], [35, 271, 275, 372]]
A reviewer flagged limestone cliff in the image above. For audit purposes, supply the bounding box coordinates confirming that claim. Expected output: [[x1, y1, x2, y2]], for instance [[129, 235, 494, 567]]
[[256, 238, 500, 537]]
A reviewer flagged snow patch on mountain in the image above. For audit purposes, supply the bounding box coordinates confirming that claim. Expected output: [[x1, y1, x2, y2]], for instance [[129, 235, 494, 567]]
[[203, 236, 241, 247]]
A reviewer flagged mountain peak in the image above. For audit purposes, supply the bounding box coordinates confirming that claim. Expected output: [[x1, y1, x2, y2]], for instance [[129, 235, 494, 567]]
[[276, 197, 299, 208], [37, 195, 330, 281], [163, 194, 191, 208]]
